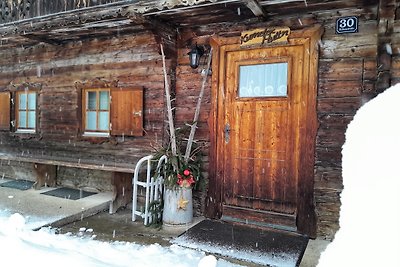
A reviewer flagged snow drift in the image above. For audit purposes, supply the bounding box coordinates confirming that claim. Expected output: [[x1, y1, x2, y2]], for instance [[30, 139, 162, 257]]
[[318, 83, 400, 266]]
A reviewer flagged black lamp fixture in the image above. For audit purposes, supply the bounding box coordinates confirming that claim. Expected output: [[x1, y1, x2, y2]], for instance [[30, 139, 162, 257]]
[[188, 44, 204, 69]]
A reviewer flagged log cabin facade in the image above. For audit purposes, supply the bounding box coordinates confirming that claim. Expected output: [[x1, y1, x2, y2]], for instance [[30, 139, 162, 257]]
[[0, 0, 398, 239]]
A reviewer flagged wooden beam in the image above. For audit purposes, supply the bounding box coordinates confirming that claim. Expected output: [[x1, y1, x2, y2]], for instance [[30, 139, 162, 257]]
[[21, 33, 63, 46], [242, 0, 267, 17], [376, 0, 396, 92], [258, 0, 303, 4], [124, 6, 177, 58]]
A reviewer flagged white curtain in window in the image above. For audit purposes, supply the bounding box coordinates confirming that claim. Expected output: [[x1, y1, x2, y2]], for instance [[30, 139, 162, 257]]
[[239, 62, 288, 97]]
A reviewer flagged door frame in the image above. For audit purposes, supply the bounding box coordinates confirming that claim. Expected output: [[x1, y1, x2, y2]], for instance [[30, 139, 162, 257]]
[[205, 25, 322, 238]]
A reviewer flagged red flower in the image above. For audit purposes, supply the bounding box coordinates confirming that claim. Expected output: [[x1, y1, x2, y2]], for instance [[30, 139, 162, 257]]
[[177, 178, 184, 186], [183, 169, 190, 176], [187, 176, 195, 185]]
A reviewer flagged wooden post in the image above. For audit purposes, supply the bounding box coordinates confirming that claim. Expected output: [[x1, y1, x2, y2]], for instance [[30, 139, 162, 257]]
[[33, 163, 57, 190], [109, 172, 132, 214]]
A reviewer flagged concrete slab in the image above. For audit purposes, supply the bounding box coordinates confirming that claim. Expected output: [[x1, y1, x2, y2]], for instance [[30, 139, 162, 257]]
[[300, 238, 330, 267], [0, 178, 112, 230], [58, 207, 330, 267]]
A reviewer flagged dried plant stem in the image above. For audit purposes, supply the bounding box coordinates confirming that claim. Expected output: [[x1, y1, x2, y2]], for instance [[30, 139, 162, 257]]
[[184, 47, 213, 162], [160, 44, 177, 156]]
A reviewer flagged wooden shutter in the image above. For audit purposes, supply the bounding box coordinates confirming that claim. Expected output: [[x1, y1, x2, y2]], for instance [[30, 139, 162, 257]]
[[110, 88, 143, 136], [0, 92, 10, 130]]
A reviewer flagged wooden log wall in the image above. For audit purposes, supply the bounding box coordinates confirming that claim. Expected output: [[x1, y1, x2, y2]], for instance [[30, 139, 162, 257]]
[[0, 32, 168, 168], [174, 1, 398, 239], [0, 0, 123, 23], [393, 8, 400, 84]]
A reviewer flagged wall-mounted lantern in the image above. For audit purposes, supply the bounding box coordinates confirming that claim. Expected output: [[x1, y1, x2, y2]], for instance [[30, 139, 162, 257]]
[[188, 44, 204, 69]]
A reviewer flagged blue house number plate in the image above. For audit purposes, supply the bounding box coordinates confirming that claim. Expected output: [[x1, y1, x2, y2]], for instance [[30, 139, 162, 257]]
[[336, 16, 358, 34]]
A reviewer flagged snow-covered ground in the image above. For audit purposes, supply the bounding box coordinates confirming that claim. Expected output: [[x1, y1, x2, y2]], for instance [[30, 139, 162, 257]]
[[318, 83, 400, 266], [0, 211, 240, 267]]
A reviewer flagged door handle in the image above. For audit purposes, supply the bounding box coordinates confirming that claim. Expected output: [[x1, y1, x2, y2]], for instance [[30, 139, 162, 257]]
[[224, 123, 230, 143]]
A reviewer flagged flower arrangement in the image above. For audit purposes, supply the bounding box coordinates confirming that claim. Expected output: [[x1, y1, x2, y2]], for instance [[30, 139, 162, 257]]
[[151, 44, 211, 225], [154, 131, 204, 190], [177, 169, 195, 187]]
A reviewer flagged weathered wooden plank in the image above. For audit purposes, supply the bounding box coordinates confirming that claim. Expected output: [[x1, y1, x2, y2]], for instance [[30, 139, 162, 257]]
[[318, 80, 362, 98], [363, 58, 377, 80], [318, 114, 354, 128], [319, 59, 364, 81], [314, 166, 343, 190], [317, 97, 362, 115], [315, 147, 342, 168], [320, 40, 377, 59], [316, 128, 346, 148], [222, 205, 297, 229]]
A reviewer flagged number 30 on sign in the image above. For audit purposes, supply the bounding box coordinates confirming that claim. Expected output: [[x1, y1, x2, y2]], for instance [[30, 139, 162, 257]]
[[336, 16, 358, 34]]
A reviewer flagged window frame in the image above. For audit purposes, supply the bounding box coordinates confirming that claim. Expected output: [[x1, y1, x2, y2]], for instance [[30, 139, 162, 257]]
[[82, 88, 111, 137], [15, 90, 37, 133]]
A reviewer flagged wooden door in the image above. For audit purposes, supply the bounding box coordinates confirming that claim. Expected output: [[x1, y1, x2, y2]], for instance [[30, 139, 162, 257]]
[[215, 33, 319, 232]]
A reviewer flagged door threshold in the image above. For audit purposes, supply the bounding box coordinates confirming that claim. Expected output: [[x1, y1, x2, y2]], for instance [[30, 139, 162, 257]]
[[221, 215, 299, 234]]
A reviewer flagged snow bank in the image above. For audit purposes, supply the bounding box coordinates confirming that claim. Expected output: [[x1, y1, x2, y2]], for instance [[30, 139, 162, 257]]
[[318, 83, 400, 266], [0, 211, 239, 267]]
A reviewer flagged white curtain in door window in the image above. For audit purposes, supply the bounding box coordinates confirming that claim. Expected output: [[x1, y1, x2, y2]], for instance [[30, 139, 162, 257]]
[[239, 62, 288, 97]]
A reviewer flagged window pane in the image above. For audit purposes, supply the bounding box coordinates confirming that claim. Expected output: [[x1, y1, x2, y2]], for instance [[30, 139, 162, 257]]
[[19, 93, 27, 110], [99, 91, 109, 110], [18, 111, 26, 128], [87, 92, 97, 110], [98, 111, 109, 130], [27, 111, 36, 128], [28, 93, 36, 110], [86, 111, 96, 130], [239, 63, 288, 97]]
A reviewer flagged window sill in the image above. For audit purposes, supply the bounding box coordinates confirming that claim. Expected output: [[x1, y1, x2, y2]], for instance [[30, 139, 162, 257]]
[[83, 132, 110, 138], [15, 129, 36, 134]]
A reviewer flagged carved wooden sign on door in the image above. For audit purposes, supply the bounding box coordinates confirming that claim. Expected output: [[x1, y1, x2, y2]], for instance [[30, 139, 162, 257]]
[[240, 27, 291, 47]]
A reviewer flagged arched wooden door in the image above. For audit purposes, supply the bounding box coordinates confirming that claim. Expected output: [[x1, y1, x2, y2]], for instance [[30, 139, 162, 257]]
[[211, 27, 321, 236]]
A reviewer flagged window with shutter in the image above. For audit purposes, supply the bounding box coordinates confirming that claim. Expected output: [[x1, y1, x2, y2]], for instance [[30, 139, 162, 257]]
[[0, 92, 10, 130], [110, 88, 143, 136], [82, 87, 143, 137]]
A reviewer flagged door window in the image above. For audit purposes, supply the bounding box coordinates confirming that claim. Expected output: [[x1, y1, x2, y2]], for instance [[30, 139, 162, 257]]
[[238, 62, 288, 97]]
